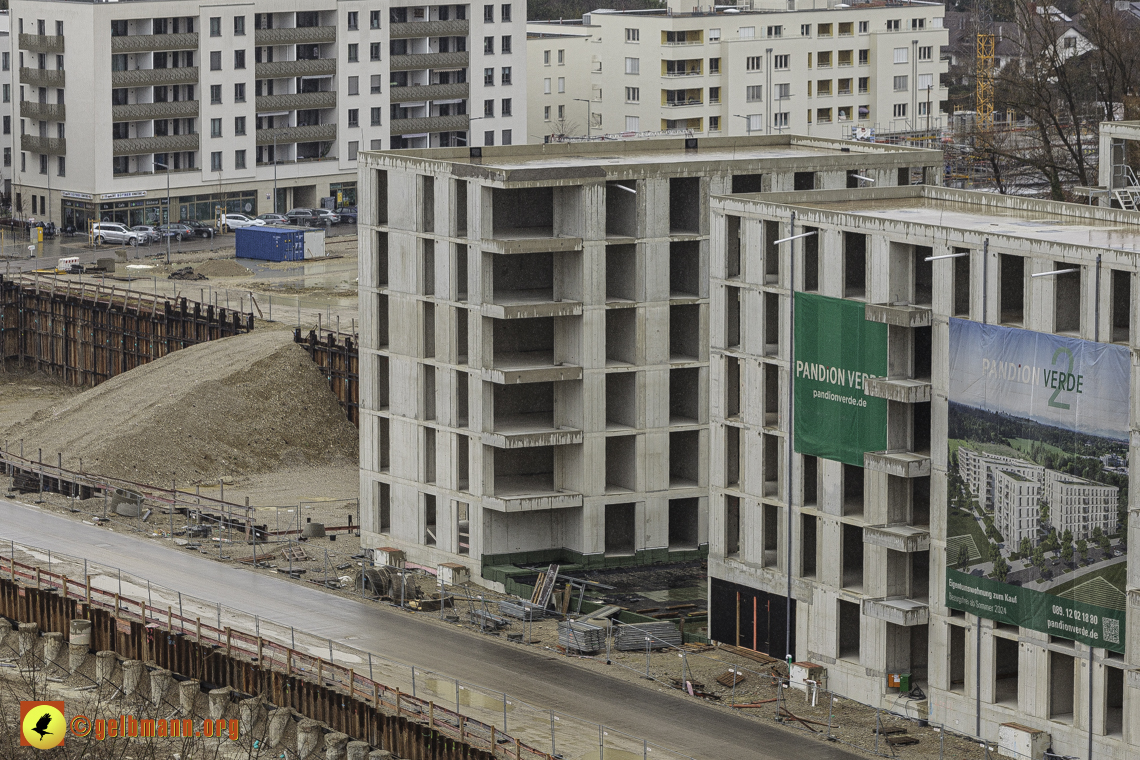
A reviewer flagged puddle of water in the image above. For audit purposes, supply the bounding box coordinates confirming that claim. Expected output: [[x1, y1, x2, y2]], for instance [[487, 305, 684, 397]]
[[424, 678, 516, 712]]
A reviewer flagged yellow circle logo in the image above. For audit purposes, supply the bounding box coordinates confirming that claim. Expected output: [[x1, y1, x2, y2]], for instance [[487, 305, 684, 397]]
[[21, 703, 65, 749]]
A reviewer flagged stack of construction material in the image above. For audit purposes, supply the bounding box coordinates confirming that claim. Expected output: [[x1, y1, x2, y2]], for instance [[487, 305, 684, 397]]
[[498, 600, 545, 621], [614, 622, 682, 651], [558, 621, 605, 654]]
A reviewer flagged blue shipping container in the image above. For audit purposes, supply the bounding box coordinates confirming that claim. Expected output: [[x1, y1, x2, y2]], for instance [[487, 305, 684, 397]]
[[235, 226, 306, 261]]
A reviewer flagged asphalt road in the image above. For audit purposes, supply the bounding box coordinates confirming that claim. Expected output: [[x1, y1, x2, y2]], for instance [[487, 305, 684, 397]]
[[0, 498, 857, 760]]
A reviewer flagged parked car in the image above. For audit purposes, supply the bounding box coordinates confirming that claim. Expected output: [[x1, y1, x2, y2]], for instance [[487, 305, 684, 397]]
[[132, 225, 162, 244], [284, 208, 321, 227], [257, 213, 290, 226], [157, 223, 194, 241], [219, 213, 264, 231], [92, 222, 140, 246], [185, 221, 215, 239], [309, 208, 339, 226], [335, 206, 358, 224]]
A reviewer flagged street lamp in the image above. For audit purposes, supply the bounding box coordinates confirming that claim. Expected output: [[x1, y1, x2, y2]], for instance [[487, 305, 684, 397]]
[[732, 114, 752, 136], [573, 98, 592, 138], [151, 160, 172, 265], [466, 115, 486, 146]]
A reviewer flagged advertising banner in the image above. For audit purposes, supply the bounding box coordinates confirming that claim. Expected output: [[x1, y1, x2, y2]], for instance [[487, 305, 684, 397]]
[[947, 319, 1129, 652], [793, 292, 888, 466]]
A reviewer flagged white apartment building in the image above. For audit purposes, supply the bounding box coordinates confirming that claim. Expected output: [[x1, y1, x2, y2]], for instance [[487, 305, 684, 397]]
[[992, 468, 1041, 549], [1045, 469, 1118, 542], [6, 0, 525, 228], [527, 0, 948, 144]]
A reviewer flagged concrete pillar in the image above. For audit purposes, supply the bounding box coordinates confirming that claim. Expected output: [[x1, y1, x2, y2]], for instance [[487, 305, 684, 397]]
[[267, 708, 293, 748], [17, 622, 38, 655], [149, 668, 172, 708], [239, 697, 266, 726], [68, 643, 88, 673], [69, 619, 92, 646], [95, 650, 117, 684], [178, 679, 200, 715], [41, 632, 63, 670], [296, 718, 322, 759], [346, 741, 371, 760], [325, 732, 349, 760], [121, 660, 144, 698], [208, 686, 233, 720]]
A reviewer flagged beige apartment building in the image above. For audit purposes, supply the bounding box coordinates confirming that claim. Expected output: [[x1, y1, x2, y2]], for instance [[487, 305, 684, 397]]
[[527, 0, 948, 144]]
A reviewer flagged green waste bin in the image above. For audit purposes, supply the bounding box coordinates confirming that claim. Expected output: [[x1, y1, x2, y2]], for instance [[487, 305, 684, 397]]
[[899, 673, 911, 692]]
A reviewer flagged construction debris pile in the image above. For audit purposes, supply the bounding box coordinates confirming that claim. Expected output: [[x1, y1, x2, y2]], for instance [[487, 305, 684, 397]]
[[168, 266, 208, 281], [7, 330, 358, 485]]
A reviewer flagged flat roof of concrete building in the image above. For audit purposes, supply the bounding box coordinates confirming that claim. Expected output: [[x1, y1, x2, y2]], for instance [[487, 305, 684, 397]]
[[716, 184, 1140, 254]]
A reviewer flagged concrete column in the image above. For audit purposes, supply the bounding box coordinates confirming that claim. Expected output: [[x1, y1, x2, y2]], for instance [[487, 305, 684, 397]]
[[41, 632, 63, 670], [296, 718, 322, 758], [69, 619, 92, 646], [95, 650, 117, 684], [17, 622, 38, 655], [268, 708, 293, 748], [68, 643, 88, 673], [121, 660, 144, 698], [346, 741, 371, 760], [149, 668, 172, 708], [178, 679, 200, 715], [239, 697, 266, 727], [324, 732, 349, 760], [208, 686, 233, 720]]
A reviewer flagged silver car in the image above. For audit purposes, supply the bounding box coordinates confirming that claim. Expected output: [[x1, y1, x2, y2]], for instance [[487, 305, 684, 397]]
[[132, 225, 162, 244], [92, 222, 140, 246]]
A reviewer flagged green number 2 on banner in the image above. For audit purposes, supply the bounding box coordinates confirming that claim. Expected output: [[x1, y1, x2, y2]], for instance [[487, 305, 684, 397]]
[[1048, 347, 1073, 410]]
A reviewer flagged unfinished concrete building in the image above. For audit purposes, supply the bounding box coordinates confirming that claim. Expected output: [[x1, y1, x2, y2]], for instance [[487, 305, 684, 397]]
[[709, 183, 1140, 757], [357, 135, 941, 584]]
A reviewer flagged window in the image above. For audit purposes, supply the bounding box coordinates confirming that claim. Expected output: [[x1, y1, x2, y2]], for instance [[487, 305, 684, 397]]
[[558, 77, 565, 93], [371, 74, 383, 93], [839, 22, 853, 36], [774, 112, 788, 128], [817, 23, 832, 36], [484, 36, 494, 54], [543, 77, 551, 94], [544, 50, 550, 65], [502, 4, 512, 22], [625, 57, 640, 74], [544, 105, 551, 120], [817, 80, 831, 95], [626, 28, 639, 42], [710, 115, 720, 131], [347, 11, 358, 30], [748, 114, 763, 132], [746, 56, 762, 71], [801, 23, 811, 36], [348, 108, 359, 127], [501, 66, 511, 84], [818, 51, 832, 67], [234, 82, 246, 102], [894, 47, 908, 63], [774, 54, 789, 69], [709, 86, 720, 103], [894, 75, 908, 91], [919, 45, 932, 61], [918, 73, 933, 90], [893, 103, 907, 118], [557, 105, 564, 119], [370, 10, 381, 29], [371, 106, 382, 125], [3, 116, 9, 135], [210, 17, 221, 37], [234, 50, 246, 69], [211, 118, 222, 137], [859, 76, 870, 93], [370, 42, 381, 61], [746, 85, 762, 102], [775, 82, 790, 99], [3, 148, 8, 167], [918, 102, 930, 116], [234, 16, 245, 35], [709, 28, 721, 41], [502, 129, 512, 145], [558, 49, 564, 64], [235, 150, 246, 169], [911, 18, 925, 30], [502, 98, 512, 116], [211, 151, 222, 171], [501, 35, 511, 54], [2, 53, 8, 71], [817, 108, 832, 123], [210, 51, 222, 70], [210, 84, 222, 104], [56, 20, 64, 36], [859, 49, 870, 65], [483, 99, 494, 117], [348, 44, 358, 62], [710, 57, 720, 74], [484, 68, 494, 85], [626, 115, 639, 131], [838, 50, 852, 66], [739, 26, 755, 38], [859, 21, 869, 33], [484, 130, 494, 146], [767, 25, 783, 38], [235, 116, 246, 135], [887, 19, 901, 31], [838, 78, 852, 95], [39, 155, 46, 175], [1, 85, 7, 104], [348, 75, 359, 95], [484, 5, 494, 22], [56, 54, 64, 71]]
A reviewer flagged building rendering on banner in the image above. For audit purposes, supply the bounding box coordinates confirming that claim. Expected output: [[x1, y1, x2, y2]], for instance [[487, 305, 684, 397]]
[[709, 182, 1140, 757], [526, 0, 948, 143], [356, 135, 941, 588], [5, 0, 525, 227]]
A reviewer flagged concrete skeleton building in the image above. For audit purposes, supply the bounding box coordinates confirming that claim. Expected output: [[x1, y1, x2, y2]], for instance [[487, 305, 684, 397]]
[[526, 0, 948, 144], [5, 0, 525, 228], [708, 183, 1140, 757], [356, 135, 941, 584]]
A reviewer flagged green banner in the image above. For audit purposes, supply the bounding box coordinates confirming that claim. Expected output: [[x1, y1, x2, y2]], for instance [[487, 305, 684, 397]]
[[793, 293, 887, 466]]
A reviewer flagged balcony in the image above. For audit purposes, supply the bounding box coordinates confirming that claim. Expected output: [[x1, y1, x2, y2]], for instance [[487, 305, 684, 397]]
[[20, 101, 66, 121], [389, 82, 469, 103], [254, 26, 336, 46], [255, 58, 336, 79], [110, 33, 199, 52], [862, 598, 929, 627], [389, 51, 469, 72], [19, 34, 64, 53], [863, 377, 932, 404], [21, 135, 65, 155], [112, 100, 200, 122], [483, 425, 583, 449], [112, 133, 199, 156], [255, 123, 337, 145], [111, 67, 198, 87], [255, 91, 336, 112], [863, 525, 930, 553], [20, 67, 65, 87], [390, 113, 469, 136], [389, 19, 470, 39], [663, 99, 703, 107], [864, 302, 932, 328], [482, 298, 582, 320], [864, 450, 931, 478]]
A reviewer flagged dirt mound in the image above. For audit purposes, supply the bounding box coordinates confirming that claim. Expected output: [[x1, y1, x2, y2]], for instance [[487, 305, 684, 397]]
[[7, 330, 358, 486], [194, 259, 251, 277]]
